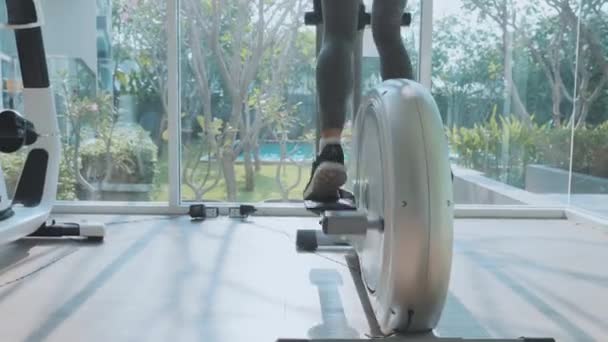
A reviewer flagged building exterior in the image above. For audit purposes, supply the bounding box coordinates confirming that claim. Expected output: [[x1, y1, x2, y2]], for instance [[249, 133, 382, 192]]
[[0, 0, 112, 111]]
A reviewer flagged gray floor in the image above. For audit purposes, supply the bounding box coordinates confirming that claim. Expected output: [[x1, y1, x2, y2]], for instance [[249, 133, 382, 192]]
[[0, 216, 606, 342]]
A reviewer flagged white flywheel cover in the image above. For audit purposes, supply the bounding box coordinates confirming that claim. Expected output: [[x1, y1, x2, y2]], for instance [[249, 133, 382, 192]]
[[349, 80, 454, 334]]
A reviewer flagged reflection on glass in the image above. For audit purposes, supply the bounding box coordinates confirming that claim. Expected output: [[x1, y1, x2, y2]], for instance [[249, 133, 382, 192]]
[[1, 0, 169, 202], [56, 0, 168, 202], [0, 24, 22, 201], [434, 0, 581, 206]]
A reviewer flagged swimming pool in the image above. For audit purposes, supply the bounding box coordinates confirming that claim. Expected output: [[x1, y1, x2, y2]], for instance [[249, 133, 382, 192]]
[[238, 142, 315, 162]]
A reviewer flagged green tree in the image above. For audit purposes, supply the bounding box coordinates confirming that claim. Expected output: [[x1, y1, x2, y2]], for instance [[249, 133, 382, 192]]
[[432, 15, 503, 128], [181, 0, 305, 201], [113, 0, 169, 144], [461, 0, 608, 128]]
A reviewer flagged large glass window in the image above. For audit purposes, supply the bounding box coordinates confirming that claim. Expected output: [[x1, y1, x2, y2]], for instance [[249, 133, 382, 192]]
[[570, 0, 608, 217], [0, 20, 21, 201], [179, 0, 316, 203], [361, 0, 421, 92], [1, 0, 170, 202], [434, 0, 583, 207], [2, 0, 605, 217], [350, 0, 420, 163], [179, 0, 420, 203]]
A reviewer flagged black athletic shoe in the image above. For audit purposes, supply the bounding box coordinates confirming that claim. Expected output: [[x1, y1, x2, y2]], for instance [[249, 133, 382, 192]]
[[303, 144, 347, 202]]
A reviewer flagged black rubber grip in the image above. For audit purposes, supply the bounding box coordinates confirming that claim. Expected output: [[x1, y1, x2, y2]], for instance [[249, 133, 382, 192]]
[[6, 0, 50, 88], [13, 148, 48, 207], [6, 0, 38, 25], [296, 230, 318, 252]]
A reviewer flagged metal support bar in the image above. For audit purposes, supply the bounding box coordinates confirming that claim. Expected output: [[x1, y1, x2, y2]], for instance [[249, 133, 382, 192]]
[[321, 210, 383, 235]]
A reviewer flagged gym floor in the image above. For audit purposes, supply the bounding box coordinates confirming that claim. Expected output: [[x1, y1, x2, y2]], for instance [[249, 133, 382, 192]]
[[0, 216, 606, 342]]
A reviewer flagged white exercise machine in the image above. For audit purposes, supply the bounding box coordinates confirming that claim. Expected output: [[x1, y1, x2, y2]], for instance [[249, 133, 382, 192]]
[[0, 0, 104, 245], [278, 3, 555, 341]]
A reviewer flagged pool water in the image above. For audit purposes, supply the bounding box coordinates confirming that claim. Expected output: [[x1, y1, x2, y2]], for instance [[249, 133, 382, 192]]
[[238, 142, 315, 162], [234, 142, 352, 162]]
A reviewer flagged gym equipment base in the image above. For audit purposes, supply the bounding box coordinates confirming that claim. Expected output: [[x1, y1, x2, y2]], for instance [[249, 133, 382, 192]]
[[29, 221, 105, 242]]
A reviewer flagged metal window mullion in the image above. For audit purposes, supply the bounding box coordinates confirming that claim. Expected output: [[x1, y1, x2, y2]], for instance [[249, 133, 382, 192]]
[[167, 0, 181, 208], [418, 0, 433, 89]]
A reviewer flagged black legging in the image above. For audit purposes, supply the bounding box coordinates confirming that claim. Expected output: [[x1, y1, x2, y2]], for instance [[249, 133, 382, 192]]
[[317, 0, 413, 131]]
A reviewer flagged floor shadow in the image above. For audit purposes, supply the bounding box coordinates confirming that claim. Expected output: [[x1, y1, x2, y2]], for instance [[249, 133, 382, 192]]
[[343, 254, 493, 340], [516, 267, 608, 333], [458, 242, 596, 341], [307, 268, 360, 339], [0, 245, 74, 286], [0, 238, 97, 273], [131, 217, 209, 342], [487, 248, 608, 288], [0, 242, 38, 274], [0, 240, 83, 304], [22, 219, 168, 342], [196, 220, 239, 342], [435, 292, 492, 338]]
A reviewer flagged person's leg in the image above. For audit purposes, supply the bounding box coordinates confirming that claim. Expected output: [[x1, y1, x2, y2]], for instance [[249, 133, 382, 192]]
[[304, 0, 359, 201], [372, 0, 414, 80], [317, 0, 359, 141]]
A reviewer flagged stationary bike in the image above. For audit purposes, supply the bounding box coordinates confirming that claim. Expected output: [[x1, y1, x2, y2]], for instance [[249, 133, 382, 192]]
[[283, 2, 554, 341], [303, 77, 454, 334], [293, 2, 452, 335], [0, 0, 104, 245]]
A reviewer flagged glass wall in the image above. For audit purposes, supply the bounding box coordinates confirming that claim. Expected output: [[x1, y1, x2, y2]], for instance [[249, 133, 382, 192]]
[[179, 0, 315, 203], [0, 0, 169, 203], [433, 0, 581, 207], [0, 20, 22, 200], [570, 0, 608, 217], [178, 0, 421, 203], [361, 0, 421, 92], [1, 0, 606, 217]]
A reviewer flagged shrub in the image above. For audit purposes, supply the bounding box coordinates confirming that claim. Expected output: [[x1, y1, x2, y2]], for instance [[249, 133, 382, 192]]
[[1, 124, 158, 202], [447, 114, 544, 187], [79, 124, 158, 185], [1, 152, 77, 200], [448, 116, 608, 188]]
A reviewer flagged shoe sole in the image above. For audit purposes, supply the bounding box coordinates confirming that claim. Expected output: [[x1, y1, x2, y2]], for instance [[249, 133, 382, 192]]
[[304, 162, 347, 201]]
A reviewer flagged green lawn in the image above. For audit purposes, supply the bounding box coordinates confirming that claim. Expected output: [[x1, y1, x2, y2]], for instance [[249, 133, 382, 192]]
[[152, 159, 310, 202]]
